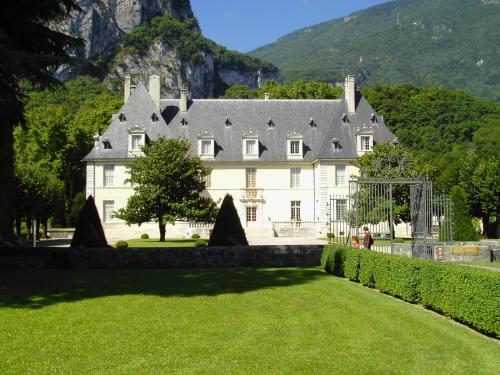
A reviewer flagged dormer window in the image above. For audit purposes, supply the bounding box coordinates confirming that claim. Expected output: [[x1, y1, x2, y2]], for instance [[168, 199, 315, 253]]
[[128, 126, 146, 154], [287, 132, 303, 160], [198, 132, 215, 159], [180, 117, 188, 126], [225, 117, 232, 127], [242, 132, 259, 160], [119, 113, 126, 122], [151, 113, 159, 122], [131, 134, 143, 150], [103, 139, 112, 150], [360, 136, 371, 151]]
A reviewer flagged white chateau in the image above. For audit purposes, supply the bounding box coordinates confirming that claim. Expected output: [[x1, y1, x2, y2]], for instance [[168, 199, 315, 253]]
[[84, 75, 395, 240]]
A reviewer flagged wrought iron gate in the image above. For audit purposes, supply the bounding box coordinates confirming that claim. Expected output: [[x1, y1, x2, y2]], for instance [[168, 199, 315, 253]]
[[328, 179, 453, 258]]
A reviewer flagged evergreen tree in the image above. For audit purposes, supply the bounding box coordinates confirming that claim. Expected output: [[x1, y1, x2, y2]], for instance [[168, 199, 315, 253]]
[[0, 0, 81, 241], [71, 196, 108, 247], [208, 194, 248, 246], [450, 186, 480, 241]]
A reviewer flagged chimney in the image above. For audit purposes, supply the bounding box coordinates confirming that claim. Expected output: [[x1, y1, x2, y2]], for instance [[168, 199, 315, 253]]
[[93, 133, 100, 149], [180, 88, 188, 112], [344, 75, 356, 114], [264, 92, 270, 100], [148, 74, 161, 110], [124, 75, 131, 103]]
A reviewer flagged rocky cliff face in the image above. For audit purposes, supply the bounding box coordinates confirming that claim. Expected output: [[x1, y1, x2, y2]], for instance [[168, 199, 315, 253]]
[[60, 0, 193, 60], [106, 40, 280, 98], [59, 0, 280, 97]]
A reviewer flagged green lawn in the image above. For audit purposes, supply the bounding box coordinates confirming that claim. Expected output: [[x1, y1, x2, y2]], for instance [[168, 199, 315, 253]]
[[119, 238, 199, 247], [0, 268, 498, 374]]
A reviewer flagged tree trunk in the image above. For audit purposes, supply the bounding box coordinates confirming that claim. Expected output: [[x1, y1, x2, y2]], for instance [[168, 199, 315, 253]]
[[26, 215, 32, 241], [159, 220, 166, 242], [42, 217, 48, 239], [0, 123, 15, 241], [36, 218, 41, 242], [483, 217, 499, 239]]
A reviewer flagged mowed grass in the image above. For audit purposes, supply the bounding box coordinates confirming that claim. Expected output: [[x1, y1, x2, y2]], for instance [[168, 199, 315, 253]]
[[0, 268, 498, 374], [121, 238, 198, 247]]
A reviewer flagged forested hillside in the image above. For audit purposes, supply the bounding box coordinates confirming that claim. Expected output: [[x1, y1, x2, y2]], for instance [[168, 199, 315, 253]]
[[251, 0, 500, 102], [361, 85, 499, 236]]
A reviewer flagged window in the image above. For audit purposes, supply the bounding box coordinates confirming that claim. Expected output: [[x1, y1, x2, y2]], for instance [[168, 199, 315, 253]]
[[246, 168, 256, 188], [332, 138, 341, 151], [291, 201, 301, 221], [290, 140, 301, 155], [103, 165, 114, 187], [131, 134, 143, 150], [246, 206, 257, 222], [199, 139, 214, 157], [202, 171, 211, 188], [290, 168, 301, 188], [287, 133, 303, 159], [335, 165, 346, 186], [103, 200, 114, 223], [103, 140, 112, 150], [245, 139, 257, 155], [336, 199, 347, 220], [361, 136, 371, 151]]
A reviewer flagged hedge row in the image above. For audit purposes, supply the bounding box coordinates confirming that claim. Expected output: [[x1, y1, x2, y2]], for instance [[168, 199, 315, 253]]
[[322, 245, 500, 338]]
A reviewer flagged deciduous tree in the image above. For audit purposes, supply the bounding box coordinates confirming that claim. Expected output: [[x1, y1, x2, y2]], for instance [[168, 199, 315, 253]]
[[115, 137, 218, 241]]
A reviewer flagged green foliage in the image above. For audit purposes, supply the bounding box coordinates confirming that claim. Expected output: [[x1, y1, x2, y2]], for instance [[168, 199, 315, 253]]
[[450, 186, 480, 241], [353, 143, 435, 225], [71, 196, 108, 248], [323, 245, 500, 337], [0, 0, 81, 240], [208, 195, 248, 246], [191, 233, 200, 239], [140, 233, 149, 240], [120, 13, 276, 73], [68, 192, 86, 227], [251, 0, 500, 102], [194, 239, 208, 247], [114, 137, 218, 242], [115, 241, 129, 248], [15, 76, 121, 225], [222, 80, 342, 99], [360, 85, 500, 237]]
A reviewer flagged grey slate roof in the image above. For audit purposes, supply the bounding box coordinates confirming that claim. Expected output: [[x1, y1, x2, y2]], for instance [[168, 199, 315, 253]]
[[84, 85, 395, 162]]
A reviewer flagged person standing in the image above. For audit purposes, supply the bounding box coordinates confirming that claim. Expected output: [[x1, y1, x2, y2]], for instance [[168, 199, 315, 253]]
[[363, 227, 373, 250]]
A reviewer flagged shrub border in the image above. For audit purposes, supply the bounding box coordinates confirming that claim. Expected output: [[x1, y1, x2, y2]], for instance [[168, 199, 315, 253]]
[[322, 245, 500, 338]]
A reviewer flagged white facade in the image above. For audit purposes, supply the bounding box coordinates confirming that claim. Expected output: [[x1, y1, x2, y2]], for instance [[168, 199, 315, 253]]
[[84, 75, 395, 241]]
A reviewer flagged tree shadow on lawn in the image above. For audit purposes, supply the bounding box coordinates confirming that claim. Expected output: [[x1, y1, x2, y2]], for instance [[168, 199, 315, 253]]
[[0, 267, 326, 309]]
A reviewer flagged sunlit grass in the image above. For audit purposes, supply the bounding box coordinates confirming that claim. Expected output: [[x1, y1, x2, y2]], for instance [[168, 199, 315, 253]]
[[0, 268, 498, 374]]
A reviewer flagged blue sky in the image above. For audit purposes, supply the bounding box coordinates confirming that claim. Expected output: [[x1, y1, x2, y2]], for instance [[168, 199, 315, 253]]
[[191, 0, 389, 53]]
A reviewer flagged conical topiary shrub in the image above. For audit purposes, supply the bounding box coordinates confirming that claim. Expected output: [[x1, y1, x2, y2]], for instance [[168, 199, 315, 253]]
[[71, 195, 109, 247], [208, 194, 248, 246]]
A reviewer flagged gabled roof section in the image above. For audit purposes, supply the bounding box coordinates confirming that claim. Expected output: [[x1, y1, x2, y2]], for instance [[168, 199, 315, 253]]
[[84, 83, 170, 161]]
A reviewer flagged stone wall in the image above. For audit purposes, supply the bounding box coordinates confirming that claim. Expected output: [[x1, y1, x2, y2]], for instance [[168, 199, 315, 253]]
[[391, 242, 499, 263], [0, 245, 324, 269]]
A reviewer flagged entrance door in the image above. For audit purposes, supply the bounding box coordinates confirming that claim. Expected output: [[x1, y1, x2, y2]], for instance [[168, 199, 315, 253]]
[[245, 206, 259, 228]]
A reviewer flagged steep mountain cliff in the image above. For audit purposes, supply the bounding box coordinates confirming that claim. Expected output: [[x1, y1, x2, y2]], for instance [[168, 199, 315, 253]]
[[58, 0, 280, 97], [251, 0, 500, 101]]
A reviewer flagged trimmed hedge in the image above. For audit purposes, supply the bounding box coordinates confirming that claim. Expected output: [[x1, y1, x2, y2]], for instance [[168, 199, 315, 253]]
[[115, 241, 129, 248], [322, 245, 500, 337]]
